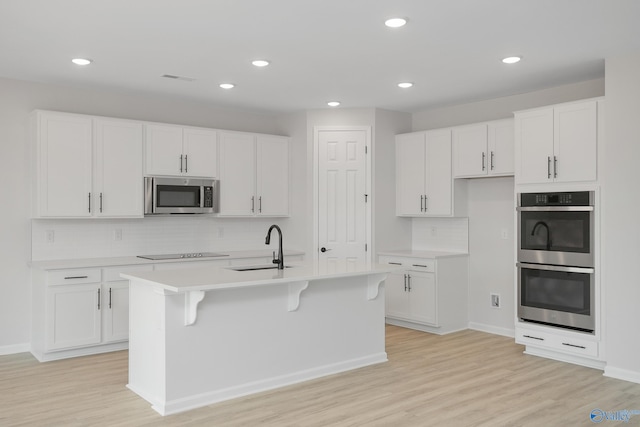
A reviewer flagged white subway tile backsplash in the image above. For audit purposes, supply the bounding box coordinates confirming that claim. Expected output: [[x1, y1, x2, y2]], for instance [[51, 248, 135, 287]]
[[412, 217, 469, 252]]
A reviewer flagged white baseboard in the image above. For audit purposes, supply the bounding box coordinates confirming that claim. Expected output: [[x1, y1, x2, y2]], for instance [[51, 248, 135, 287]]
[[604, 366, 640, 385], [0, 343, 30, 356], [468, 322, 515, 338]]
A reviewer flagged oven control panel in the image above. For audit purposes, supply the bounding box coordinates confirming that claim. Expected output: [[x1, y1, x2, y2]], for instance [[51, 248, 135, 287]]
[[520, 191, 592, 207]]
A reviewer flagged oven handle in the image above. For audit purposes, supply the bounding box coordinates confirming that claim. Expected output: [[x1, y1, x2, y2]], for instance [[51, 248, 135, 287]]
[[517, 263, 594, 274], [516, 206, 594, 212]]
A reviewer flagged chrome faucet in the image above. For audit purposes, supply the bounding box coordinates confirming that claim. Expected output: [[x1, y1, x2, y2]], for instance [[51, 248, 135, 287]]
[[265, 224, 284, 270], [531, 221, 552, 251]]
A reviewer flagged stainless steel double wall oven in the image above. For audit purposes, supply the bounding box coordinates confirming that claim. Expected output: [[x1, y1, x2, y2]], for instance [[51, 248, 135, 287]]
[[517, 191, 595, 333]]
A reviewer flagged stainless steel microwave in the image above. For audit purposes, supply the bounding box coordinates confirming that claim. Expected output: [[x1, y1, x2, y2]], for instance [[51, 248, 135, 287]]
[[144, 177, 219, 215]]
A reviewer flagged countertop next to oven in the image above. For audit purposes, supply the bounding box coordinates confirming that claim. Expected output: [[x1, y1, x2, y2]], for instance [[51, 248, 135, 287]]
[[29, 249, 306, 270], [377, 250, 468, 259]]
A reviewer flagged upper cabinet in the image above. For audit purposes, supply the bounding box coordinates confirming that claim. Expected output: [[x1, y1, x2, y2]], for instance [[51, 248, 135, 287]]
[[453, 119, 514, 178], [218, 132, 289, 217], [396, 129, 453, 216], [515, 99, 600, 185], [32, 111, 143, 218], [144, 123, 217, 178]]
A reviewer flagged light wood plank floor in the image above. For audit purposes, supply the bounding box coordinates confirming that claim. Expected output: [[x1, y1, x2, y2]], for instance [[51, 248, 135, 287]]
[[2, 326, 639, 426]]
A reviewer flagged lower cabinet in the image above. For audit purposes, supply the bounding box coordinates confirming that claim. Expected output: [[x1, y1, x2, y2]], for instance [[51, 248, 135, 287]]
[[379, 254, 468, 334]]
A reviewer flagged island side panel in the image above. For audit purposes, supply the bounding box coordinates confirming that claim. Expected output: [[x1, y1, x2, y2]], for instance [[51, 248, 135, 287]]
[[127, 281, 168, 408], [159, 275, 386, 414]]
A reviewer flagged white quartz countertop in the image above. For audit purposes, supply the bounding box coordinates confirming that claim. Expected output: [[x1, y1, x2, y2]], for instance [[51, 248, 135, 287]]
[[29, 249, 305, 270], [121, 261, 397, 293], [377, 250, 468, 259]]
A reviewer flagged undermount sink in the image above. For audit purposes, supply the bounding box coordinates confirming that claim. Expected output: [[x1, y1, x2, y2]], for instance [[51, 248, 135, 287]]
[[227, 265, 293, 272]]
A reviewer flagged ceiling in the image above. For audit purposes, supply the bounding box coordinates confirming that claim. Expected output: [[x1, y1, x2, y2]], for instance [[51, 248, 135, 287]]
[[1, 0, 639, 114]]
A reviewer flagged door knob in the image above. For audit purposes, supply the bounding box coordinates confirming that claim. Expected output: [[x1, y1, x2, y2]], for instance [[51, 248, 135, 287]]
[[320, 247, 331, 253]]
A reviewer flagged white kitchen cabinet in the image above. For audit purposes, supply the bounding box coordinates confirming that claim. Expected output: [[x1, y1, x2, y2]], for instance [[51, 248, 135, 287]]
[[31, 111, 143, 218], [515, 99, 599, 185], [379, 254, 468, 334], [144, 123, 217, 177], [396, 129, 453, 216], [219, 132, 289, 217], [453, 119, 514, 178]]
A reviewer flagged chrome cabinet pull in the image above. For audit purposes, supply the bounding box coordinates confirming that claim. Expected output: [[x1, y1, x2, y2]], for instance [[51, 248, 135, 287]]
[[523, 334, 544, 341], [482, 152, 486, 171], [562, 342, 586, 349], [251, 196, 255, 213], [99, 193, 103, 213], [407, 274, 412, 292], [64, 275, 88, 280], [97, 288, 101, 310], [554, 156, 558, 178], [424, 195, 428, 211], [547, 156, 551, 179], [259, 196, 262, 213], [109, 288, 112, 309], [180, 155, 183, 173], [420, 195, 424, 212], [88, 193, 91, 213], [388, 262, 402, 265], [184, 155, 188, 173], [403, 274, 408, 291], [412, 264, 427, 268], [490, 151, 495, 170]]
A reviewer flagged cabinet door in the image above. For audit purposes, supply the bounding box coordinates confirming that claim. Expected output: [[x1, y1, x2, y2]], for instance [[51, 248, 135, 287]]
[[515, 109, 554, 184], [36, 112, 93, 217], [384, 271, 410, 319], [453, 124, 487, 178], [408, 272, 437, 326], [94, 118, 144, 217], [256, 135, 289, 216], [46, 284, 101, 351], [396, 133, 426, 216], [488, 119, 514, 176], [219, 132, 256, 215], [425, 129, 452, 216], [554, 101, 597, 183], [144, 124, 184, 176], [183, 127, 218, 178], [102, 281, 129, 343]]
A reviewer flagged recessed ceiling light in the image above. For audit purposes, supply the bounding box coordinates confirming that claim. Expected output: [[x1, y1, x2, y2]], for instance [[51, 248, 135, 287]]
[[327, 101, 341, 107], [71, 58, 92, 66], [219, 83, 235, 89], [398, 82, 413, 89], [252, 60, 270, 67], [385, 18, 407, 28], [502, 56, 522, 64]]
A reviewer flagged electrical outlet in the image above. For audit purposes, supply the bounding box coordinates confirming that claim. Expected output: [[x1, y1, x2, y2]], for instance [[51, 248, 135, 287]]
[[491, 293, 501, 308], [114, 229, 122, 241], [46, 230, 55, 244], [500, 229, 509, 240], [430, 226, 437, 237]]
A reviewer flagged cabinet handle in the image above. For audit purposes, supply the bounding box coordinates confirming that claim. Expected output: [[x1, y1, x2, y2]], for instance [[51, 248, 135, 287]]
[[99, 193, 103, 213], [97, 288, 101, 310], [412, 264, 427, 268], [64, 275, 88, 280], [259, 196, 262, 213], [547, 157, 551, 179], [251, 196, 255, 213], [482, 152, 486, 171], [185, 154, 188, 173], [553, 156, 558, 178], [388, 262, 402, 265], [523, 334, 544, 341], [109, 287, 112, 309], [490, 151, 495, 170], [88, 193, 91, 213], [424, 195, 428, 211], [180, 155, 183, 173], [407, 274, 412, 292], [403, 274, 408, 292], [562, 342, 586, 350], [420, 195, 424, 212]]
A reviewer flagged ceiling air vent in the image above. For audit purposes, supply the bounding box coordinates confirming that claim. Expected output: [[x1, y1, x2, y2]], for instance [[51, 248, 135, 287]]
[[161, 74, 195, 82]]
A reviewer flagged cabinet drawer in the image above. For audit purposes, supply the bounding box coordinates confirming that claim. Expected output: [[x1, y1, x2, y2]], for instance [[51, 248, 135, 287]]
[[103, 265, 153, 282], [516, 328, 598, 358], [47, 268, 101, 286]]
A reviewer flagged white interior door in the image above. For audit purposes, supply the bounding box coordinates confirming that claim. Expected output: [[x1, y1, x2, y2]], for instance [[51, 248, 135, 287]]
[[317, 128, 369, 268]]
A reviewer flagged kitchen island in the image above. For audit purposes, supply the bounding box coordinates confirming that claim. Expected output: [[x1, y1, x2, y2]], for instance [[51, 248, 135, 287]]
[[121, 261, 393, 415]]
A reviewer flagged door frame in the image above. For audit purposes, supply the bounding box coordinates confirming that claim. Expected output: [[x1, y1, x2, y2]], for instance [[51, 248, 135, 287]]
[[313, 126, 372, 264]]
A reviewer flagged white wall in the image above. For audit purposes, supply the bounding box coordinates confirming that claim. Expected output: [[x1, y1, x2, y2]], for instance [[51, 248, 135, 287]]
[[411, 79, 605, 335], [603, 54, 640, 383], [0, 76, 292, 351]]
